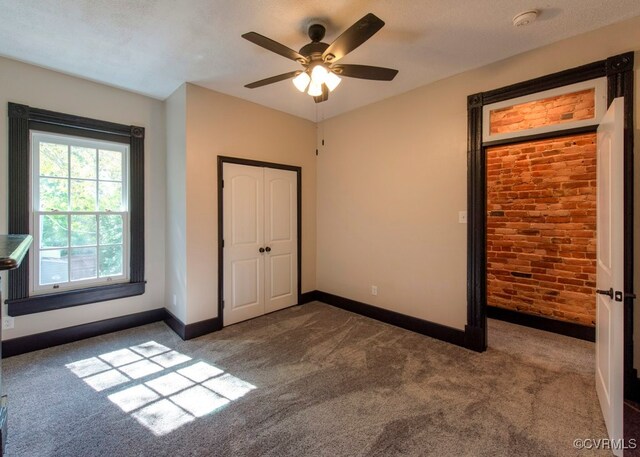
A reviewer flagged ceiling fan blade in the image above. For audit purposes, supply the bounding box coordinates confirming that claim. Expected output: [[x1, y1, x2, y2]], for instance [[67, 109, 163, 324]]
[[322, 13, 385, 63], [242, 32, 307, 63], [313, 84, 329, 103], [333, 64, 398, 81], [245, 71, 300, 89]]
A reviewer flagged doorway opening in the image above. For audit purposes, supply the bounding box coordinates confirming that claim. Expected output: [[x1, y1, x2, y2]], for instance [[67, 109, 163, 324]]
[[486, 132, 597, 340], [465, 52, 640, 398]]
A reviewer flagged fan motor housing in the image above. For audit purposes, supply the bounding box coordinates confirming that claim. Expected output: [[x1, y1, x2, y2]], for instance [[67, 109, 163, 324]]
[[300, 23, 329, 59], [299, 41, 329, 59]]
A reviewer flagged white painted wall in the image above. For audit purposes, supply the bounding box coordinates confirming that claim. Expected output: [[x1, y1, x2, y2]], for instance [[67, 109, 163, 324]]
[[165, 84, 188, 322], [0, 57, 166, 339], [316, 13, 640, 368]]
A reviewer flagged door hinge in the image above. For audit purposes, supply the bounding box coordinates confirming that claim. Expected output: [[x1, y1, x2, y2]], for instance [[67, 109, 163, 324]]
[[222, 239, 224, 248], [222, 300, 225, 309], [221, 180, 224, 188]]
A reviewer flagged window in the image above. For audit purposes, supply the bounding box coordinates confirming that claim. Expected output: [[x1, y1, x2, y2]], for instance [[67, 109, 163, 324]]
[[32, 131, 129, 293], [7, 103, 145, 316]]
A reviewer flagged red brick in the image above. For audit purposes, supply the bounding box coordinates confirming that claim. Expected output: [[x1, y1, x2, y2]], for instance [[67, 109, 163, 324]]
[[486, 133, 596, 327]]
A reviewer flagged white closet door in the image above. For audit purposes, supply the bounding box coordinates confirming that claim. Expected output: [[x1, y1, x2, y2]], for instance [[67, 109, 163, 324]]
[[223, 163, 265, 326], [263, 168, 298, 313]]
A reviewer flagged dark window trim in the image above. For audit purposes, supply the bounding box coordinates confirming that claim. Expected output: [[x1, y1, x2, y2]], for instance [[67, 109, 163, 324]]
[[6, 103, 145, 315], [217, 156, 302, 328], [466, 52, 635, 399]]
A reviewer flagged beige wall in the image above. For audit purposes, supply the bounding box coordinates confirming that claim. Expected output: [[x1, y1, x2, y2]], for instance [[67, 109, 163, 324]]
[[165, 84, 188, 322], [179, 83, 317, 324], [0, 57, 166, 339], [316, 12, 640, 366]]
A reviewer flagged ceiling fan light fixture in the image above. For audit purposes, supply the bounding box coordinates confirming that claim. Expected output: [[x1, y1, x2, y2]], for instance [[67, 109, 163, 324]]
[[310, 64, 329, 85], [292, 71, 311, 92], [307, 80, 323, 96], [324, 71, 341, 92]]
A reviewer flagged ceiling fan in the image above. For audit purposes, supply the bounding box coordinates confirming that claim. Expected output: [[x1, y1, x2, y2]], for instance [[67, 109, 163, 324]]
[[242, 13, 399, 103]]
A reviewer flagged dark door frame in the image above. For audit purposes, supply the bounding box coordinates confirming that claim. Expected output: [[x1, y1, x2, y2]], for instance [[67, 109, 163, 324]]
[[217, 156, 302, 328], [465, 52, 637, 399]]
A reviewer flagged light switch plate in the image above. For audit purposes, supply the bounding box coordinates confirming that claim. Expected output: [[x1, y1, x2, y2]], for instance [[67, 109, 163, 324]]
[[459, 211, 468, 224]]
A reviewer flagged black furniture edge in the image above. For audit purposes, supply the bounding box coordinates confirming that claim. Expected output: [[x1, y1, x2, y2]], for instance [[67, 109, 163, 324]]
[[0, 234, 33, 455], [0, 236, 32, 270]]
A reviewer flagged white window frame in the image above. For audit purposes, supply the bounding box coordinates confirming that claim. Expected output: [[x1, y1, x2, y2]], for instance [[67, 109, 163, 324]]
[[30, 130, 131, 294]]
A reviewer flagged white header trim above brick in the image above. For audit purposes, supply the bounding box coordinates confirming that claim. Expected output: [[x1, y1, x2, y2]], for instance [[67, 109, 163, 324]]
[[482, 78, 607, 143]]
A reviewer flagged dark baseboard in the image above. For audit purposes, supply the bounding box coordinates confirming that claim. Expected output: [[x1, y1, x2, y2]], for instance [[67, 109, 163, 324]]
[[487, 305, 595, 342], [300, 290, 318, 304], [2, 308, 166, 358], [315, 291, 467, 348], [163, 309, 220, 341]]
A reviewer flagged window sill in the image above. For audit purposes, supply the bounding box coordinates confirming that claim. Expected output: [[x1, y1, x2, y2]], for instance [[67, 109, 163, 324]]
[[5, 281, 145, 316]]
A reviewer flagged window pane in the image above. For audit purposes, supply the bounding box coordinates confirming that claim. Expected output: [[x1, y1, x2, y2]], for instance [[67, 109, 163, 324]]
[[39, 177, 68, 211], [40, 214, 68, 248], [99, 182, 123, 211], [39, 142, 68, 178], [71, 215, 97, 247], [71, 146, 97, 179], [71, 180, 97, 211], [99, 215, 123, 245], [40, 249, 69, 285], [70, 247, 97, 281], [99, 150, 123, 181], [99, 245, 122, 277]]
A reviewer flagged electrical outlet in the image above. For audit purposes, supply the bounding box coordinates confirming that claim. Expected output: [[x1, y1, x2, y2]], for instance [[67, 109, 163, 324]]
[[2, 317, 14, 330], [173, 294, 177, 306], [458, 211, 468, 224], [371, 285, 378, 296]]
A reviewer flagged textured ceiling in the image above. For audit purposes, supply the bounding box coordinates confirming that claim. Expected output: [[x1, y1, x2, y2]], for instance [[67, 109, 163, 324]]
[[1, 1, 639, 122]]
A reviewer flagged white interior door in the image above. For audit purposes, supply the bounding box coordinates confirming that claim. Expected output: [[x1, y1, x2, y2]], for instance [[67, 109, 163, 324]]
[[595, 97, 624, 455], [223, 163, 298, 326], [223, 163, 265, 326], [264, 168, 298, 313]]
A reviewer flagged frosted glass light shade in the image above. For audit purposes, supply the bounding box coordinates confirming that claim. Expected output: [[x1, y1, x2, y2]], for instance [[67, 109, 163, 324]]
[[292, 72, 310, 92], [307, 81, 323, 97], [310, 65, 329, 85], [324, 72, 341, 91]]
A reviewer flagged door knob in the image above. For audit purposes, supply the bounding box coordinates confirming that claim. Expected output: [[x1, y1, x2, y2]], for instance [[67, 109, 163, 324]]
[[265, 246, 271, 252], [259, 247, 265, 253], [596, 288, 613, 299]]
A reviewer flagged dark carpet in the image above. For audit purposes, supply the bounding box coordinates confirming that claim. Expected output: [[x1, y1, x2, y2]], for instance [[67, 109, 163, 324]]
[[4, 302, 608, 456]]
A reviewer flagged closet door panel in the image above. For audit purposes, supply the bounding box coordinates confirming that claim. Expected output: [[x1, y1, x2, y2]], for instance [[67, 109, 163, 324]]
[[223, 163, 265, 326], [264, 168, 298, 313]]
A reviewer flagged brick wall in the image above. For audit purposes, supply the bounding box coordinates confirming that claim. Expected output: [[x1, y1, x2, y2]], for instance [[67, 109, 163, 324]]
[[489, 89, 595, 135], [486, 133, 597, 326]]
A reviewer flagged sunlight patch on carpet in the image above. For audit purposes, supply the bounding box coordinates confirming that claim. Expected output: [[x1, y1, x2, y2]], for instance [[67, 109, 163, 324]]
[[66, 341, 257, 436]]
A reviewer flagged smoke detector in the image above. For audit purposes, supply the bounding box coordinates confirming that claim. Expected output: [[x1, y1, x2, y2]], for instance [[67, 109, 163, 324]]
[[513, 10, 538, 27]]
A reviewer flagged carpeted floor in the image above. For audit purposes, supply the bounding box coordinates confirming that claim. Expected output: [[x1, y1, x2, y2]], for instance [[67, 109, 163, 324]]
[[4, 302, 608, 456]]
